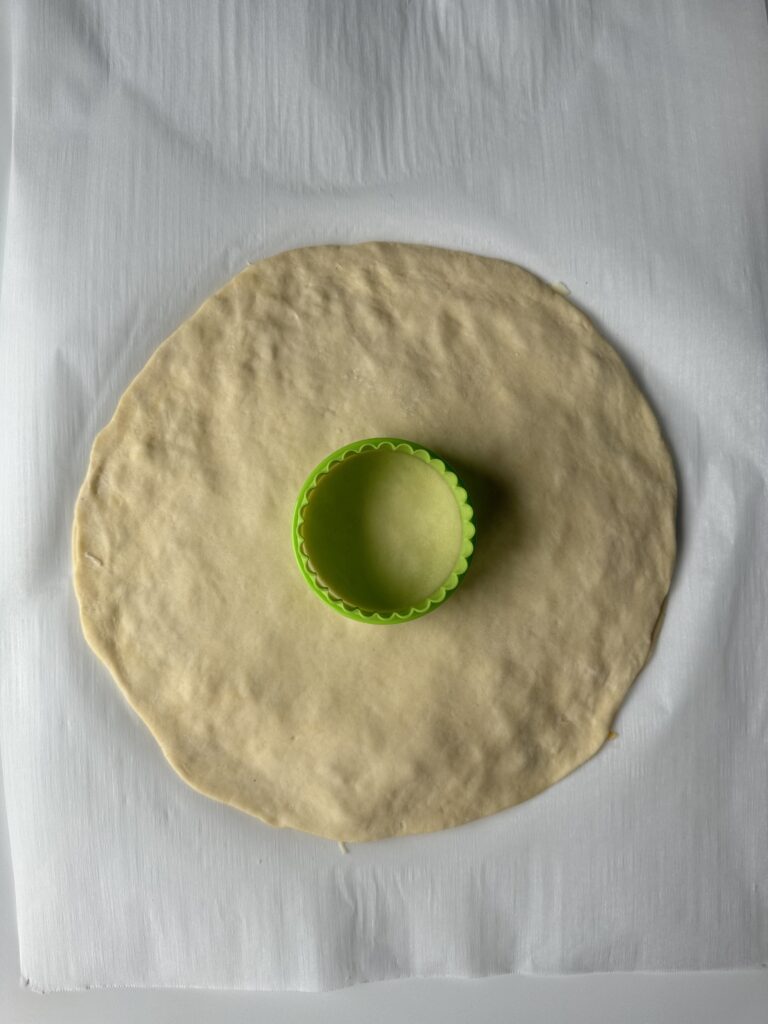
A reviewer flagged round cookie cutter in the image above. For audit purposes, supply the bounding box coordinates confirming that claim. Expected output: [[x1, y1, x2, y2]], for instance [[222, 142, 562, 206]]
[[292, 437, 476, 624]]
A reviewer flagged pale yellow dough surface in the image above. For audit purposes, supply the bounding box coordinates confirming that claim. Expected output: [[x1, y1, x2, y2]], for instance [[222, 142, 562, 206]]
[[73, 243, 676, 841]]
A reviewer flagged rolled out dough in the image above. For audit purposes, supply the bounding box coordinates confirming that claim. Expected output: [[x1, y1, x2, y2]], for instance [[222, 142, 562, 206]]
[[73, 243, 676, 841]]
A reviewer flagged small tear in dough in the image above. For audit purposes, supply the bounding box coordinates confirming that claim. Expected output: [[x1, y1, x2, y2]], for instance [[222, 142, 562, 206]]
[[607, 730, 619, 741], [552, 281, 571, 296], [338, 841, 349, 854], [84, 552, 103, 567]]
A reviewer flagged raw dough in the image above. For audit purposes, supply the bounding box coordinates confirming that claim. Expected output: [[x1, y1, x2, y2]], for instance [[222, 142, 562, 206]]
[[73, 243, 676, 842]]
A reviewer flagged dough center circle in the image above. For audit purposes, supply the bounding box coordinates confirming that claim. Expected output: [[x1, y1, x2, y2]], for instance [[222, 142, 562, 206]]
[[301, 448, 464, 612]]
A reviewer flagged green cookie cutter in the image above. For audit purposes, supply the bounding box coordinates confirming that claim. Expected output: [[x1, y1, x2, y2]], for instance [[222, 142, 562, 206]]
[[292, 437, 476, 624]]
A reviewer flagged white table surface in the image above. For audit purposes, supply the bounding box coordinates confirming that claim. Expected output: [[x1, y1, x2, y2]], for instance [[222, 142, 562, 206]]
[[2, 6, 767, 1020]]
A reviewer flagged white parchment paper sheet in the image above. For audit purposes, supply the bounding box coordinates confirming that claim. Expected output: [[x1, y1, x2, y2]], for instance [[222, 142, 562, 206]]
[[1, 0, 767, 992]]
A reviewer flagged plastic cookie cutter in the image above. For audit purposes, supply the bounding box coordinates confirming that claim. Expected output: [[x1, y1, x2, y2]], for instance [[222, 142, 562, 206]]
[[292, 437, 476, 624]]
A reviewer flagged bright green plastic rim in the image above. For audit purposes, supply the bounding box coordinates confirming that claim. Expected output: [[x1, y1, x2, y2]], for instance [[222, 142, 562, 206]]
[[292, 437, 476, 624]]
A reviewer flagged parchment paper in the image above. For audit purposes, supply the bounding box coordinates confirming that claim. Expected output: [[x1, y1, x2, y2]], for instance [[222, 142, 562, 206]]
[[1, 0, 767, 992]]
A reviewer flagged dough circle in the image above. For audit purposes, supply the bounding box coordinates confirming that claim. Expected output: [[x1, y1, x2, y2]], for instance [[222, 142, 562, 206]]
[[73, 243, 676, 841]]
